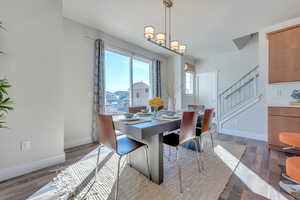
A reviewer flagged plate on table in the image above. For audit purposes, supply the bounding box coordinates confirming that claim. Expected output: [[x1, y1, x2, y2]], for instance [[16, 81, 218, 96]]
[[162, 115, 181, 119], [136, 112, 152, 117], [119, 118, 140, 122]]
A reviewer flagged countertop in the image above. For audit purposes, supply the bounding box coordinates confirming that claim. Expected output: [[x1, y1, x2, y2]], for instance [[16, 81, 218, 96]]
[[268, 104, 300, 108]]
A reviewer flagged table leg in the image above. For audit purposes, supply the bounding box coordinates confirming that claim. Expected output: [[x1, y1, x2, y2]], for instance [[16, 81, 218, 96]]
[[128, 133, 164, 184]]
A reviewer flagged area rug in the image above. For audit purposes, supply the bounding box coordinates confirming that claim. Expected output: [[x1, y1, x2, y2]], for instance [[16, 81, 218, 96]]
[[28, 138, 246, 200]]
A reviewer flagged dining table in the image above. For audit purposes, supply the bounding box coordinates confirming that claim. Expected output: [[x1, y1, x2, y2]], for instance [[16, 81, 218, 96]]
[[114, 112, 203, 185]]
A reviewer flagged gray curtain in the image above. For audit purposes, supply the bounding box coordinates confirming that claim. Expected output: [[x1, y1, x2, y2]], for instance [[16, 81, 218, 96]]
[[152, 60, 162, 98], [92, 39, 105, 142]]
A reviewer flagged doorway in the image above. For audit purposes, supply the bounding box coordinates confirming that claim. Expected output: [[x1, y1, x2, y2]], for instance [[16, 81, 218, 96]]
[[196, 71, 218, 123]]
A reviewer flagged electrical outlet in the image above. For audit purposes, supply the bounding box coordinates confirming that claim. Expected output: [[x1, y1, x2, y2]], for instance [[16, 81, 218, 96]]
[[20, 141, 31, 152]]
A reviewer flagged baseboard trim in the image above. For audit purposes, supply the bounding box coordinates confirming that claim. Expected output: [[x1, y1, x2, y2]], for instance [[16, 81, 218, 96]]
[[220, 128, 267, 142], [64, 137, 93, 149], [0, 153, 65, 182]]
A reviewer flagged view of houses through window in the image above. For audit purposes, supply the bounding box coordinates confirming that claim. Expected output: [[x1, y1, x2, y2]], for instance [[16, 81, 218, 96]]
[[104, 50, 151, 113]]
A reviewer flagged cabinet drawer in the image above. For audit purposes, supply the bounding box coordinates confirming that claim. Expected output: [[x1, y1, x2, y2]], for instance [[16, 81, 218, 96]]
[[269, 107, 300, 117]]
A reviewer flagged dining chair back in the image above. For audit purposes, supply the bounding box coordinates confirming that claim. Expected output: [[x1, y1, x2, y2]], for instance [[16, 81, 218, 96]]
[[128, 106, 147, 113], [201, 109, 214, 133], [179, 111, 198, 145], [98, 114, 117, 151]]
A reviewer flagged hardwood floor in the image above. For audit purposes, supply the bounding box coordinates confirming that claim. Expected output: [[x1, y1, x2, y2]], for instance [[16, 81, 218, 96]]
[[0, 134, 293, 200], [217, 134, 292, 200]]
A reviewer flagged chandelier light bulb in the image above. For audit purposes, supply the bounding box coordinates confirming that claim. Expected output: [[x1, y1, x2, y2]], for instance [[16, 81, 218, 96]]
[[156, 33, 166, 45], [170, 40, 179, 51], [144, 26, 155, 39], [178, 44, 187, 54]]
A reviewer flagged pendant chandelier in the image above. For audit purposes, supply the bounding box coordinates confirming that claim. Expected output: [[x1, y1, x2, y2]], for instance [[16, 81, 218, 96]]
[[144, 0, 186, 55]]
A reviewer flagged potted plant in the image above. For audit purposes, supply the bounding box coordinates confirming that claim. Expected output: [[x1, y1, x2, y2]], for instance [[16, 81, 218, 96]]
[[291, 90, 300, 102], [0, 79, 13, 128]]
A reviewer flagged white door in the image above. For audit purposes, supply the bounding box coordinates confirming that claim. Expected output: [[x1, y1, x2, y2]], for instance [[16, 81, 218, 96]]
[[196, 71, 218, 122]]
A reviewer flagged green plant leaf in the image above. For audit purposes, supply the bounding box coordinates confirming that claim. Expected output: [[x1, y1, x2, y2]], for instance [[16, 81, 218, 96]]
[[0, 78, 13, 129], [0, 105, 13, 111], [0, 88, 8, 95]]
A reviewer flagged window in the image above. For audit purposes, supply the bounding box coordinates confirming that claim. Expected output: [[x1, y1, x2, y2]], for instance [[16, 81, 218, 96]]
[[104, 50, 151, 113], [104, 51, 130, 113], [185, 71, 194, 95], [132, 58, 151, 106]]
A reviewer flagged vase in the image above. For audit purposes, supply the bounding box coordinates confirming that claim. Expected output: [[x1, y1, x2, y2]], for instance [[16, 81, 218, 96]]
[[153, 106, 159, 117]]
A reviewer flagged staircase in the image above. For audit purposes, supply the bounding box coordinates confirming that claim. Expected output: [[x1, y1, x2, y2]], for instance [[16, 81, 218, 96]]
[[218, 65, 262, 126]]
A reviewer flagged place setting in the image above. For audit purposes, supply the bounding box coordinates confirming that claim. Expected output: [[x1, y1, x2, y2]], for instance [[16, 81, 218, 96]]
[[154, 111, 182, 121], [117, 113, 152, 125]]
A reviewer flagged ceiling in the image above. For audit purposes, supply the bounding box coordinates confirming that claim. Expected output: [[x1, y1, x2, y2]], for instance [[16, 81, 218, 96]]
[[63, 0, 300, 59]]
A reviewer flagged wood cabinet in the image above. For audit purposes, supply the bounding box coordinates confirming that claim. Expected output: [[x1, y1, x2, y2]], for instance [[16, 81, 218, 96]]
[[267, 25, 300, 83], [268, 107, 300, 153]]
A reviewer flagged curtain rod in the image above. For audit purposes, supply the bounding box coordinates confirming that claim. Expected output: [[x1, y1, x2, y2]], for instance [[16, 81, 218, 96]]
[[84, 35, 97, 41], [83, 35, 163, 62]]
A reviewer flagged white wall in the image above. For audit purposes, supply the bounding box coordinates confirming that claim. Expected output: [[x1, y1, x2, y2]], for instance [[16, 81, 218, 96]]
[[197, 34, 259, 92], [63, 18, 170, 148], [0, 0, 64, 181], [63, 18, 98, 149], [196, 34, 268, 141]]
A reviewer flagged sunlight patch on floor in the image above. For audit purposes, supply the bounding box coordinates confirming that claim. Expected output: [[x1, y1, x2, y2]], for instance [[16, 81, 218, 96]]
[[28, 147, 123, 200], [214, 145, 288, 200]]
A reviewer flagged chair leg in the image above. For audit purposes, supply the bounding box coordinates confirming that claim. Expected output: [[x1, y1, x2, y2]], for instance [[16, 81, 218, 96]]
[[198, 135, 202, 152], [193, 139, 201, 173], [210, 132, 214, 151], [168, 145, 172, 161], [279, 181, 300, 197], [115, 155, 122, 200], [143, 146, 152, 180], [176, 147, 183, 193]]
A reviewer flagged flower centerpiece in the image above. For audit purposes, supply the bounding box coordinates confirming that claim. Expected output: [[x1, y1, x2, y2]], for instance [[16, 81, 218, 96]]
[[149, 97, 164, 116]]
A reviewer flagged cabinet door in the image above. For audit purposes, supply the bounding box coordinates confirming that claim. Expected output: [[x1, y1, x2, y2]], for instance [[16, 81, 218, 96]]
[[268, 115, 300, 147], [269, 26, 300, 83]]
